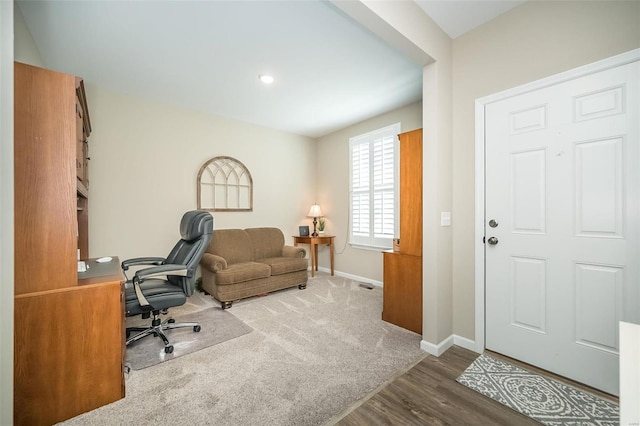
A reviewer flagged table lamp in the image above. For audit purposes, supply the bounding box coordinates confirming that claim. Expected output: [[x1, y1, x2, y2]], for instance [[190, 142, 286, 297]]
[[307, 203, 324, 237]]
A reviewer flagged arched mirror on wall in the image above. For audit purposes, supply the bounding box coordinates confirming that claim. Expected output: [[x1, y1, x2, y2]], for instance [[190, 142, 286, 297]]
[[197, 156, 253, 211]]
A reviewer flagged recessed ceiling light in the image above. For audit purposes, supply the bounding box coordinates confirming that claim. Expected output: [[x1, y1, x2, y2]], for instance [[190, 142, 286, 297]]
[[259, 74, 274, 84]]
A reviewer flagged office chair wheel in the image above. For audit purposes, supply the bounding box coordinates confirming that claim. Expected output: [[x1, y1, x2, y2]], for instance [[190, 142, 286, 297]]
[[194, 325, 201, 332], [165, 345, 174, 354], [168, 318, 176, 324]]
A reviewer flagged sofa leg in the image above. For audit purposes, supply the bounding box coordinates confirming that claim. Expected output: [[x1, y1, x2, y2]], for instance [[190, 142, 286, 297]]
[[221, 301, 233, 309], [298, 283, 307, 290]]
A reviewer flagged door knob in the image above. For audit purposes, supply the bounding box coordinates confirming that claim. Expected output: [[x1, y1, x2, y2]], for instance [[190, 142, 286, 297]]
[[487, 237, 499, 245]]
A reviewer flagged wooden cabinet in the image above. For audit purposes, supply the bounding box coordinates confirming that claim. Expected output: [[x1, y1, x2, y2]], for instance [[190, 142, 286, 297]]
[[76, 78, 91, 193], [14, 62, 79, 295], [75, 77, 91, 258], [14, 62, 125, 425], [397, 129, 423, 257], [383, 252, 422, 333], [14, 61, 90, 290], [382, 128, 423, 334]]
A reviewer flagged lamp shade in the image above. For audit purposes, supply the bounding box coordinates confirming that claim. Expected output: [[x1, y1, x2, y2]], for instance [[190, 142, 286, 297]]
[[307, 203, 323, 218]]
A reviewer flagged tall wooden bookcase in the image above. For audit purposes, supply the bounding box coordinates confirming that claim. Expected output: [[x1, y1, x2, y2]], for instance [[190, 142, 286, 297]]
[[382, 128, 423, 334], [13, 62, 124, 425]]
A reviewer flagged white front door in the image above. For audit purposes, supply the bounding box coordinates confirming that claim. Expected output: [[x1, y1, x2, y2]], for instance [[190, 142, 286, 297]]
[[485, 60, 639, 396]]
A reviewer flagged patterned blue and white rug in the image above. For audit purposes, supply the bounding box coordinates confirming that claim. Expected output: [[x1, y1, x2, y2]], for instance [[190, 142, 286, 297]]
[[457, 354, 619, 426]]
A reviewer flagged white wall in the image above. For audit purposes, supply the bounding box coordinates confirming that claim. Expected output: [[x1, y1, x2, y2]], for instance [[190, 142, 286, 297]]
[[315, 101, 422, 283], [451, 0, 640, 340], [351, 0, 454, 348], [1, 2, 14, 423], [13, 4, 43, 68], [86, 86, 317, 261]]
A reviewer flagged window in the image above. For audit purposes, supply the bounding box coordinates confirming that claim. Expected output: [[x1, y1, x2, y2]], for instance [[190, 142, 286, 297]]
[[349, 123, 400, 249]]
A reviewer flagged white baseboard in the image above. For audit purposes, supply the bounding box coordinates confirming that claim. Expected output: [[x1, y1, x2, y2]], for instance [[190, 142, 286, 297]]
[[315, 267, 383, 287], [420, 335, 454, 356], [453, 335, 478, 353], [420, 334, 480, 357]]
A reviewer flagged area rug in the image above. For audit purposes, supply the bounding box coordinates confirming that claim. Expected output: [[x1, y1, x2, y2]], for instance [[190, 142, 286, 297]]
[[125, 307, 253, 370], [456, 354, 619, 426], [59, 274, 425, 426]]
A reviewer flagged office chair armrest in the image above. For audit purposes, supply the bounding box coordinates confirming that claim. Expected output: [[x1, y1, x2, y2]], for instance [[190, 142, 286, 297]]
[[121, 256, 166, 271], [200, 253, 227, 272], [130, 264, 189, 312], [131, 275, 154, 312], [135, 264, 190, 281]]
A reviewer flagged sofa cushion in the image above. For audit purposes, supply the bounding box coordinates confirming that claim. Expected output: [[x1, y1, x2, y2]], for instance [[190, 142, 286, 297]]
[[257, 257, 308, 276], [208, 229, 254, 264], [244, 227, 285, 260], [215, 261, 271, 285]]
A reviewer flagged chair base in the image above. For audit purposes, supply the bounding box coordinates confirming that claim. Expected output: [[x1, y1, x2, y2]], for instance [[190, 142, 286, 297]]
[[126, 310, 200, 353]]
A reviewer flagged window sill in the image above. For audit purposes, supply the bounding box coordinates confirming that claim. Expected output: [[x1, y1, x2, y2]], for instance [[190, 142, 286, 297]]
[[349, 243, 392, 252]]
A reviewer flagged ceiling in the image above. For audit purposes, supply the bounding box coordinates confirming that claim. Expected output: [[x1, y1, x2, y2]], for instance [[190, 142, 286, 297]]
[[415, 0, 525, 39], [17, 1, 525, 138]]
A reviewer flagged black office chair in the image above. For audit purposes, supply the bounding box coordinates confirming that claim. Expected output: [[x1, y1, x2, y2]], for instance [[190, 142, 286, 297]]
[[122, 210, 213, 354]]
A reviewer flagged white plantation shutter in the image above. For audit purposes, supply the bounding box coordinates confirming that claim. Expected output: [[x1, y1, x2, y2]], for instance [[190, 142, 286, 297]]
[[351, 143, 370, 237], [349, 123, 400, 249]]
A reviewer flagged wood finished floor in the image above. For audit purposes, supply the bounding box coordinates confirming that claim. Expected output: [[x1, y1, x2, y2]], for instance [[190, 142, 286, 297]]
[[332, 345, 618, 426]]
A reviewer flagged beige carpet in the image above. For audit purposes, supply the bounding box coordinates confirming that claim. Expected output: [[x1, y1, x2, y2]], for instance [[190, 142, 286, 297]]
[[59, 274, 426, 426]]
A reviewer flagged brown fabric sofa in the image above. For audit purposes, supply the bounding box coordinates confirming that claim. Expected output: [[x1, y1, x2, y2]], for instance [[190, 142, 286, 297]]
[[200, 227, 308, 309]]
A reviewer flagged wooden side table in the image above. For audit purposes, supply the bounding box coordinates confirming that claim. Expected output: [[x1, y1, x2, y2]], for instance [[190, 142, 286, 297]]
[[293, 235, 335, 277]]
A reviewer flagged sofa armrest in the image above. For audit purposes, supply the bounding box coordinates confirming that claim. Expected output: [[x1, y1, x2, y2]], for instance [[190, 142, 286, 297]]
[[200, 253, 228, 272], [283, 245, 306, 258]]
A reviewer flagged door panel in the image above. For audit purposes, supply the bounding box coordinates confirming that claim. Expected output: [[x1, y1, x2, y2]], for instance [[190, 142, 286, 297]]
[[574, 263, 622, 353], [575, 137, 624, 237], [485, 60, 639, 396], [510, 256, 547, 333], [511, 149, 546, 233]]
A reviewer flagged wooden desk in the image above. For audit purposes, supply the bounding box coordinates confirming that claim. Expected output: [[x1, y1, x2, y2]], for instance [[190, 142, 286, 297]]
[[293, 235, 335, 277], [14, 257, 126, 426]]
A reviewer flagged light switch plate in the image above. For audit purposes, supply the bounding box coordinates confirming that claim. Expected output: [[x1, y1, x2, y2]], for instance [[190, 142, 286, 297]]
[[441, 212, 451, 226]]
